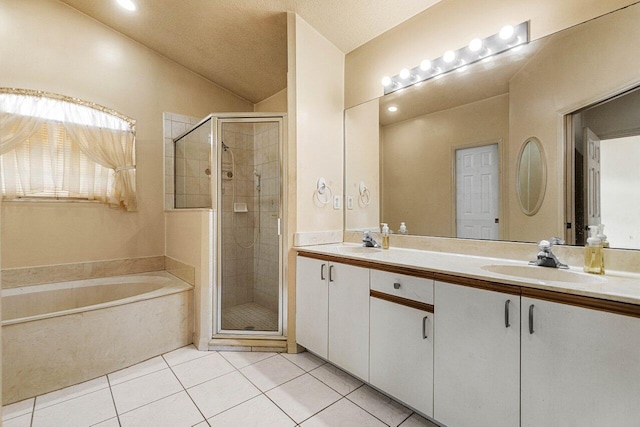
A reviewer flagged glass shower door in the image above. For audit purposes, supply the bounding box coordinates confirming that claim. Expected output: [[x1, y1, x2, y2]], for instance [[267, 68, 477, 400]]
[[217, 117, 282, 334]]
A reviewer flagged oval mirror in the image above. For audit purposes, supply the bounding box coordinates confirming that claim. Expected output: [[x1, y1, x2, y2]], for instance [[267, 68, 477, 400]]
[[517, 137, 546, 216]]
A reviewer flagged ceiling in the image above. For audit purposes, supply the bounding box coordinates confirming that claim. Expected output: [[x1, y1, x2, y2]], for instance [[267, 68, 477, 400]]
[[60, 0, 442, 104]]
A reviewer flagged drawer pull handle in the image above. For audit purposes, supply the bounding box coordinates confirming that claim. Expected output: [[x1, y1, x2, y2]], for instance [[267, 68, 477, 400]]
[[320, 264, 326, 280], [422, 315, 428, 339], [505, 299, 511, 328], [393, 282, 401, 289], [529, 304, 535, 334], [329, 265, 335, 282]]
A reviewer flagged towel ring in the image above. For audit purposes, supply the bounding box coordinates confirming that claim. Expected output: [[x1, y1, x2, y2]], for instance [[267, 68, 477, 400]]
[[315, 178, 333, 205], [359, 182, 371, 207]]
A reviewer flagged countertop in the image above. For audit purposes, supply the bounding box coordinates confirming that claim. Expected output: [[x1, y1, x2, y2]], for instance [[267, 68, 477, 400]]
[[296, 243, 640, 306]]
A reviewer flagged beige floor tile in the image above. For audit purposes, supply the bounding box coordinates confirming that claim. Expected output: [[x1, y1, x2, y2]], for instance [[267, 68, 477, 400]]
[[399, 413, 441, 427], [266, 374, 341, 423], [2, 398, 33, 421], [219, 350, 276, 369], [108, 356, 168, 385], [207, 395, 294, 426], [111, 368, 183, 414], [119, 391, 204, 427], [309, 363, 363, 395], [31, 388, 116, 427], [301, 398, 387, 427], [281, 351, 326, 372], [92, 417, 121, 426], [36, 376, 109, 410], [347, 385, 412, 427], [239, 354, 305, 392], [3, 413, 32, 427], [188, 371, 260, 418], [163, 344, 210, 367], [171, 352, 235, 388]]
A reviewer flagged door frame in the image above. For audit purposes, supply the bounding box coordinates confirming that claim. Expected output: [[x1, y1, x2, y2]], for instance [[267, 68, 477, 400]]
[[450, 138, 504, 240], [212, 113, 287, 337]]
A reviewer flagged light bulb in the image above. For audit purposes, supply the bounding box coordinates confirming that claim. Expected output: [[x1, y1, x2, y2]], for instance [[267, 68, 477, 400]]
[[399, 68, 411, 79], [499, 25, 515, 40], [443, 50, 456, 63], [420, 59, 432, 71], [469, 38, 483, 52], [381, 76, 392, 87], [388, 106, 398, 112], [116, 0, 136, 11]]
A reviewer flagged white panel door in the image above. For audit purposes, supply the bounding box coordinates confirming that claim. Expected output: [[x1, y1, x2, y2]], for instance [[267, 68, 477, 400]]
[[456, 144, 499, 240], [328, 263, 370, 381], [295, 256, 329, 358], [370, 297, 433, 417], [585, 127, 601, 226], [434, 281, 520, 427], [522, 297, 640, 427]]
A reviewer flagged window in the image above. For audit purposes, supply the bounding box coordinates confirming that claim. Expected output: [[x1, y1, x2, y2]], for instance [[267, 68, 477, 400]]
[[0, 89, 137, 210]]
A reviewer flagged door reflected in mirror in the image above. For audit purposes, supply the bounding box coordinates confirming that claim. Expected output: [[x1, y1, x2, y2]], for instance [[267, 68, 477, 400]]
[[517, 138, 546, 216]]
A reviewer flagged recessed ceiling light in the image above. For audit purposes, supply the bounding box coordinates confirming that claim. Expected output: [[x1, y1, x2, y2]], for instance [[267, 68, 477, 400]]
[[388, 106, 398, 112], [116, 0, 136, 11]]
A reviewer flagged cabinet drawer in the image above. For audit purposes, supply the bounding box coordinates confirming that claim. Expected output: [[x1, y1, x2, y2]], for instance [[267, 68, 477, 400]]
[[370, 269, 433, 305]]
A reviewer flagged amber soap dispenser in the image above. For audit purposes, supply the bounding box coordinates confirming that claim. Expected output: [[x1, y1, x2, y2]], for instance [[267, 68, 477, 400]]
[[584, 225, 604, 274]]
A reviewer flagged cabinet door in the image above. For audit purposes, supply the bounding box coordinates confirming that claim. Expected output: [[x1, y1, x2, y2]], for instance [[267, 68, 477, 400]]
[[328, 262, 370, 381], [295, 256, 329, 358], [370, 297, 433, 417], [522, 297, 640, 427], [434, 281, 520, 427]]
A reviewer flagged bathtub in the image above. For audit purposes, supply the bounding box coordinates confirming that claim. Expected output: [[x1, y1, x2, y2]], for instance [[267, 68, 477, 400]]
[[2, 271, 193, 404]]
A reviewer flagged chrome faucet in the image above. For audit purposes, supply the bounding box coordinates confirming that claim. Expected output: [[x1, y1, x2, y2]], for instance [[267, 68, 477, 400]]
[[529, 237, 568, 269], [362, 231, 380, 248]]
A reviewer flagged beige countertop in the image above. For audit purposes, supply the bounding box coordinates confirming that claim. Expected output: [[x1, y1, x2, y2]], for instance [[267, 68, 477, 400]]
[[296, 243, 640, 306]]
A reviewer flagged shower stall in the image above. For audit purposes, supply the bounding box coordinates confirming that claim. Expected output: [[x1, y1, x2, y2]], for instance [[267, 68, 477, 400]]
[[173, 113, 285, 337]]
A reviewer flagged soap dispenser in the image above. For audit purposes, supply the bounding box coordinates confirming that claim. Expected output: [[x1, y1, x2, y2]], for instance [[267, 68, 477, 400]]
[[597, 224, 610, 248], [398, 222, 408, 235], [584, 225, 604, 275], [381, 223, 390, 249]]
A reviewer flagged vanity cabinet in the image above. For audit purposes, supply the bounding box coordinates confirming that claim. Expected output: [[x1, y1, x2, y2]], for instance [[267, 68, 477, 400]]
[[296, 255, 370, 380], [521, 295, 640, 427], [370, 270, 434, 417], [434, 280, 521, 427]]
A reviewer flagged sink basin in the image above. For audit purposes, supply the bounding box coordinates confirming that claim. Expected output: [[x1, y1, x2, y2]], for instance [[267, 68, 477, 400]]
[[481, 264, 606, 284], [338, 246, 383, 255]]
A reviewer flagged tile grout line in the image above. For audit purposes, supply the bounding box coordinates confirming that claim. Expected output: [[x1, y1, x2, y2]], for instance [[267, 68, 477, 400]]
[[29, 396, 35, 427], [163, 353, 209, 425], [105, 375, 122, 427], [343, 385, 404, 427]]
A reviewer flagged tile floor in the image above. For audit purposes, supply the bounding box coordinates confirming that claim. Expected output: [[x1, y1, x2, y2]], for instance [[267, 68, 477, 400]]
[[2, 345, 440, 427]]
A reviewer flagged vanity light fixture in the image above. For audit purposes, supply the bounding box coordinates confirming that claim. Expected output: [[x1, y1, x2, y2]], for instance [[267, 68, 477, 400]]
[[381, 21, 529, 94], [116, 0, 137, 11]]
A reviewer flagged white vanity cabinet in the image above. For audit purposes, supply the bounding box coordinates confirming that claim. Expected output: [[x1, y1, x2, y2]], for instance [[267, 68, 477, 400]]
[[296, 255, 370, 380], [370, 270, 434, 417], [521, 294, 640, 427], [434, 280, 521, 427]]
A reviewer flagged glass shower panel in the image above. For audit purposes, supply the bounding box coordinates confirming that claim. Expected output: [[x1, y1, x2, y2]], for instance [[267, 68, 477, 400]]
[[219, 120, 280, 333], [174, 118, 212, 209]]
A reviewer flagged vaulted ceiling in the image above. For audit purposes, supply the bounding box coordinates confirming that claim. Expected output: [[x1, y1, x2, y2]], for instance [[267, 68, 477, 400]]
[[60, 0, 442, 103]]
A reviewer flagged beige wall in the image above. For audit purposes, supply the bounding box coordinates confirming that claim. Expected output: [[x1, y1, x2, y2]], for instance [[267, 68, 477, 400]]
[[255, 89, 288, 113], [381, 94, 509, 237], [345, 0, 637, 108], [507, 5, 640, 242], [0, 0, 251, 268], [345, 98, 380, 230]]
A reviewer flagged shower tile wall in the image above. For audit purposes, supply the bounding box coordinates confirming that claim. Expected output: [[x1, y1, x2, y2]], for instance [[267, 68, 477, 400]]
[[163, 113, 210, 210], [253, 123, 279, 313]]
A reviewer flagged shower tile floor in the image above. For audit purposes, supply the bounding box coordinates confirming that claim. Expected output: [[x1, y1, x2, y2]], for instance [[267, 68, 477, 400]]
[[221, 302, 278, 331], [1, 345, 440, 427]]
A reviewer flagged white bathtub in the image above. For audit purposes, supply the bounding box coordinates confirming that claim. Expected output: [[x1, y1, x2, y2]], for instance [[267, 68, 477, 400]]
[[2, 271, 193, 404]]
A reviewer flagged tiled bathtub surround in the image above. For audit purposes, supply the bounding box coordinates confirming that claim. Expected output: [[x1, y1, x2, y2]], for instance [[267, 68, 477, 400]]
[[1, 345, 439, 427], [0, 256, 165, 289]]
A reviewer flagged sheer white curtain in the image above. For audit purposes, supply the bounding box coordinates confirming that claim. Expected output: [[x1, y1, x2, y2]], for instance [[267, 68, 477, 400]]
[[0, 90, 136, 211]]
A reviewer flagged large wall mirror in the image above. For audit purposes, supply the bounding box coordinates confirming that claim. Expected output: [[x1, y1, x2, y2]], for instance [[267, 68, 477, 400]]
[[344, 1, 640, 250]]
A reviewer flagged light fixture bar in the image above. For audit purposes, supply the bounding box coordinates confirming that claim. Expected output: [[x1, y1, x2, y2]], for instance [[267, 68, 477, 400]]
[[382, 21, 529, 95]]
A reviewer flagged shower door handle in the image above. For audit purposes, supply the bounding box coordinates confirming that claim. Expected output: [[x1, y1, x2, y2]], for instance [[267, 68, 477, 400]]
[[277, 218, 281, 236]]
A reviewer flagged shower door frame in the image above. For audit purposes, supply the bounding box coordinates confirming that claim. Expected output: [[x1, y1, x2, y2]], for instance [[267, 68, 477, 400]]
[[212, 113, 287, 337]]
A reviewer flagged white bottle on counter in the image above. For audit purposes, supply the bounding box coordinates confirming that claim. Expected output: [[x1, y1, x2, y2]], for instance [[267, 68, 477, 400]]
[[398, 222, 408, 235]]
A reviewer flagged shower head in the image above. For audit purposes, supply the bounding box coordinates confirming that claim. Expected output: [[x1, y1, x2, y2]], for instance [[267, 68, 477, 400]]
[[221, 142, 229, 151]]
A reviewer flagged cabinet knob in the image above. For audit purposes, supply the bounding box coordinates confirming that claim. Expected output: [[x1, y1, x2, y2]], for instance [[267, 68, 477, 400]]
[[393, 282, 401, 289]]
